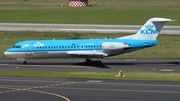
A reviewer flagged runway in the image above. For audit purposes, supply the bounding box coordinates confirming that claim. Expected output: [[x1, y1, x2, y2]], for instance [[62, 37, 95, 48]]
[[0, 23, 179, 34], [0, 77, 180, 101], [0, 59, 180, 72], [0, 59, 180, 101]]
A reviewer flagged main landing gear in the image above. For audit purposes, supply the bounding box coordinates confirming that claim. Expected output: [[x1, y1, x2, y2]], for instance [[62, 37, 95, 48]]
[[17, 58, 27, 64], [23, 61, 27, 64], [85, 58, 93, 66]]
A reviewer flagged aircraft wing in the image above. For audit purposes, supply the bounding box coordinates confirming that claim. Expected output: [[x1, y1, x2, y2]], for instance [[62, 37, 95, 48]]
[[67, 51, 108, 57]]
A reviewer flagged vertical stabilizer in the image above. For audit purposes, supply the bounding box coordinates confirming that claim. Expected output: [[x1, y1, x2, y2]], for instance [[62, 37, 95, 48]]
[[133, 18, 173, 40]]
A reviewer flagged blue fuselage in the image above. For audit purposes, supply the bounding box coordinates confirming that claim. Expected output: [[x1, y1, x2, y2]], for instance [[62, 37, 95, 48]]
[[4, 38, 158, 59]]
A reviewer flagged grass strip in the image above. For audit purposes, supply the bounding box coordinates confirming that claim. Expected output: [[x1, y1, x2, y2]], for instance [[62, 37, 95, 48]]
[[0, 5, 179, 25], [0, 70, 180, 82]]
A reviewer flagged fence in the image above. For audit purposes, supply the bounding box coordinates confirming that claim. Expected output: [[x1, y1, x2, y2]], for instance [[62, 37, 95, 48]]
[[0, 0, 178, 7]]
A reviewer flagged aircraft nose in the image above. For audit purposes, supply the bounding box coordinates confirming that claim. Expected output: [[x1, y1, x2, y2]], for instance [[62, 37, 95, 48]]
[[4, 51, 10, 56], [4, 49, 20, 58], [4, 49, 14, 56]]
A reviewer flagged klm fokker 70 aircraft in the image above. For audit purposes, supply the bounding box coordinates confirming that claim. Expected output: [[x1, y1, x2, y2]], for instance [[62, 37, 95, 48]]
[[4, 18, 173, 65]]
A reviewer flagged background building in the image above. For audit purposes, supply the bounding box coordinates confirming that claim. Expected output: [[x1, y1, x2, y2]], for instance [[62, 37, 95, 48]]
[[69, 0, 88, 7]]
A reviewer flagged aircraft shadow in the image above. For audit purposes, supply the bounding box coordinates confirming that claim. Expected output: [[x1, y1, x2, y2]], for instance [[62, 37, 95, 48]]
[[74, 60, 110, 69], [15, 60, 111, 69]]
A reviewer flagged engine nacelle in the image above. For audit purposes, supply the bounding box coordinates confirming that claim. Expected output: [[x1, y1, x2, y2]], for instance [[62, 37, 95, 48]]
[[102, 42, 124, 50], [102, 42, 130, 56]]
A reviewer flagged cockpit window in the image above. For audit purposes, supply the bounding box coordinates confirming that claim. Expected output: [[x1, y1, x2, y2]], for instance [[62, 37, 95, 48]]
[[12, 45, 21, 48]]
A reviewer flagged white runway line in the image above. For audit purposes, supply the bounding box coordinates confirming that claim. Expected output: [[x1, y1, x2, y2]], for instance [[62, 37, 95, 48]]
[[59, 29, 137, 33], [160, 69, 175, 72]]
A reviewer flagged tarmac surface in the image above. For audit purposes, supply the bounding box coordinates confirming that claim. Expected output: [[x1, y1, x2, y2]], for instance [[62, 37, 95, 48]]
[[0, 59, 179, 72], [0, 77, 180, 101], [0, 59, 180, 101], [0, 23, 179, 34]]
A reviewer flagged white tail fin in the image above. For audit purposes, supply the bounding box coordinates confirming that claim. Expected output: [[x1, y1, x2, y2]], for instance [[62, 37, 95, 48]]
[[133, 18, 174, 40]]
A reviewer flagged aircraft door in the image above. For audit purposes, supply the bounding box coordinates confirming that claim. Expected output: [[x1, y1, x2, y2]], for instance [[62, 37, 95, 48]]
[[26, 43, 32, 56]]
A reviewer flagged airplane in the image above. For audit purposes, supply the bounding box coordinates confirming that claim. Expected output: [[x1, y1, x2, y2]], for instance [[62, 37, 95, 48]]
[[4, 17, 174, 65]]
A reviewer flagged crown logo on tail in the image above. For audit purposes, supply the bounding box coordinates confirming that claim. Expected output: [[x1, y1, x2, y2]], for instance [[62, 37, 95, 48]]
[[145, 24, 153, 30]]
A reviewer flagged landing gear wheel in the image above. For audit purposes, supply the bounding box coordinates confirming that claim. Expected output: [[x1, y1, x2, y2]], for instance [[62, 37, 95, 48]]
[[85, 58, 93, 66], [23, 61, 27, 64]]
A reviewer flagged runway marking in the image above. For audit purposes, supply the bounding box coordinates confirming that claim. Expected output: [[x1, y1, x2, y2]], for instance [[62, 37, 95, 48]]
[[0, 82, 75, 101], [5, 91, 10, 93], [57, 87, 180, 94], [0, 64, 94, 68], [11, 90, 16, 92], [33, 86, 39, 89], [65, 82, 72, 84], [0, 87, 71, 101], [59, 28, 137, 33], [139, 64, 176, 66], [50, 84, 55, 87], [86, 80, 102, 83], [25, 89, 71, 101], [44, 85, 49, 88], [55, 84, 60, 86], [160, 69, 175, 72], [0, 82, 75, 93], [16, 89, 21, 91], [39, 86, 44, 88], [61, 83, 65, 85], [124, 59, 137, 61], [27, 87, 33, 89]]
